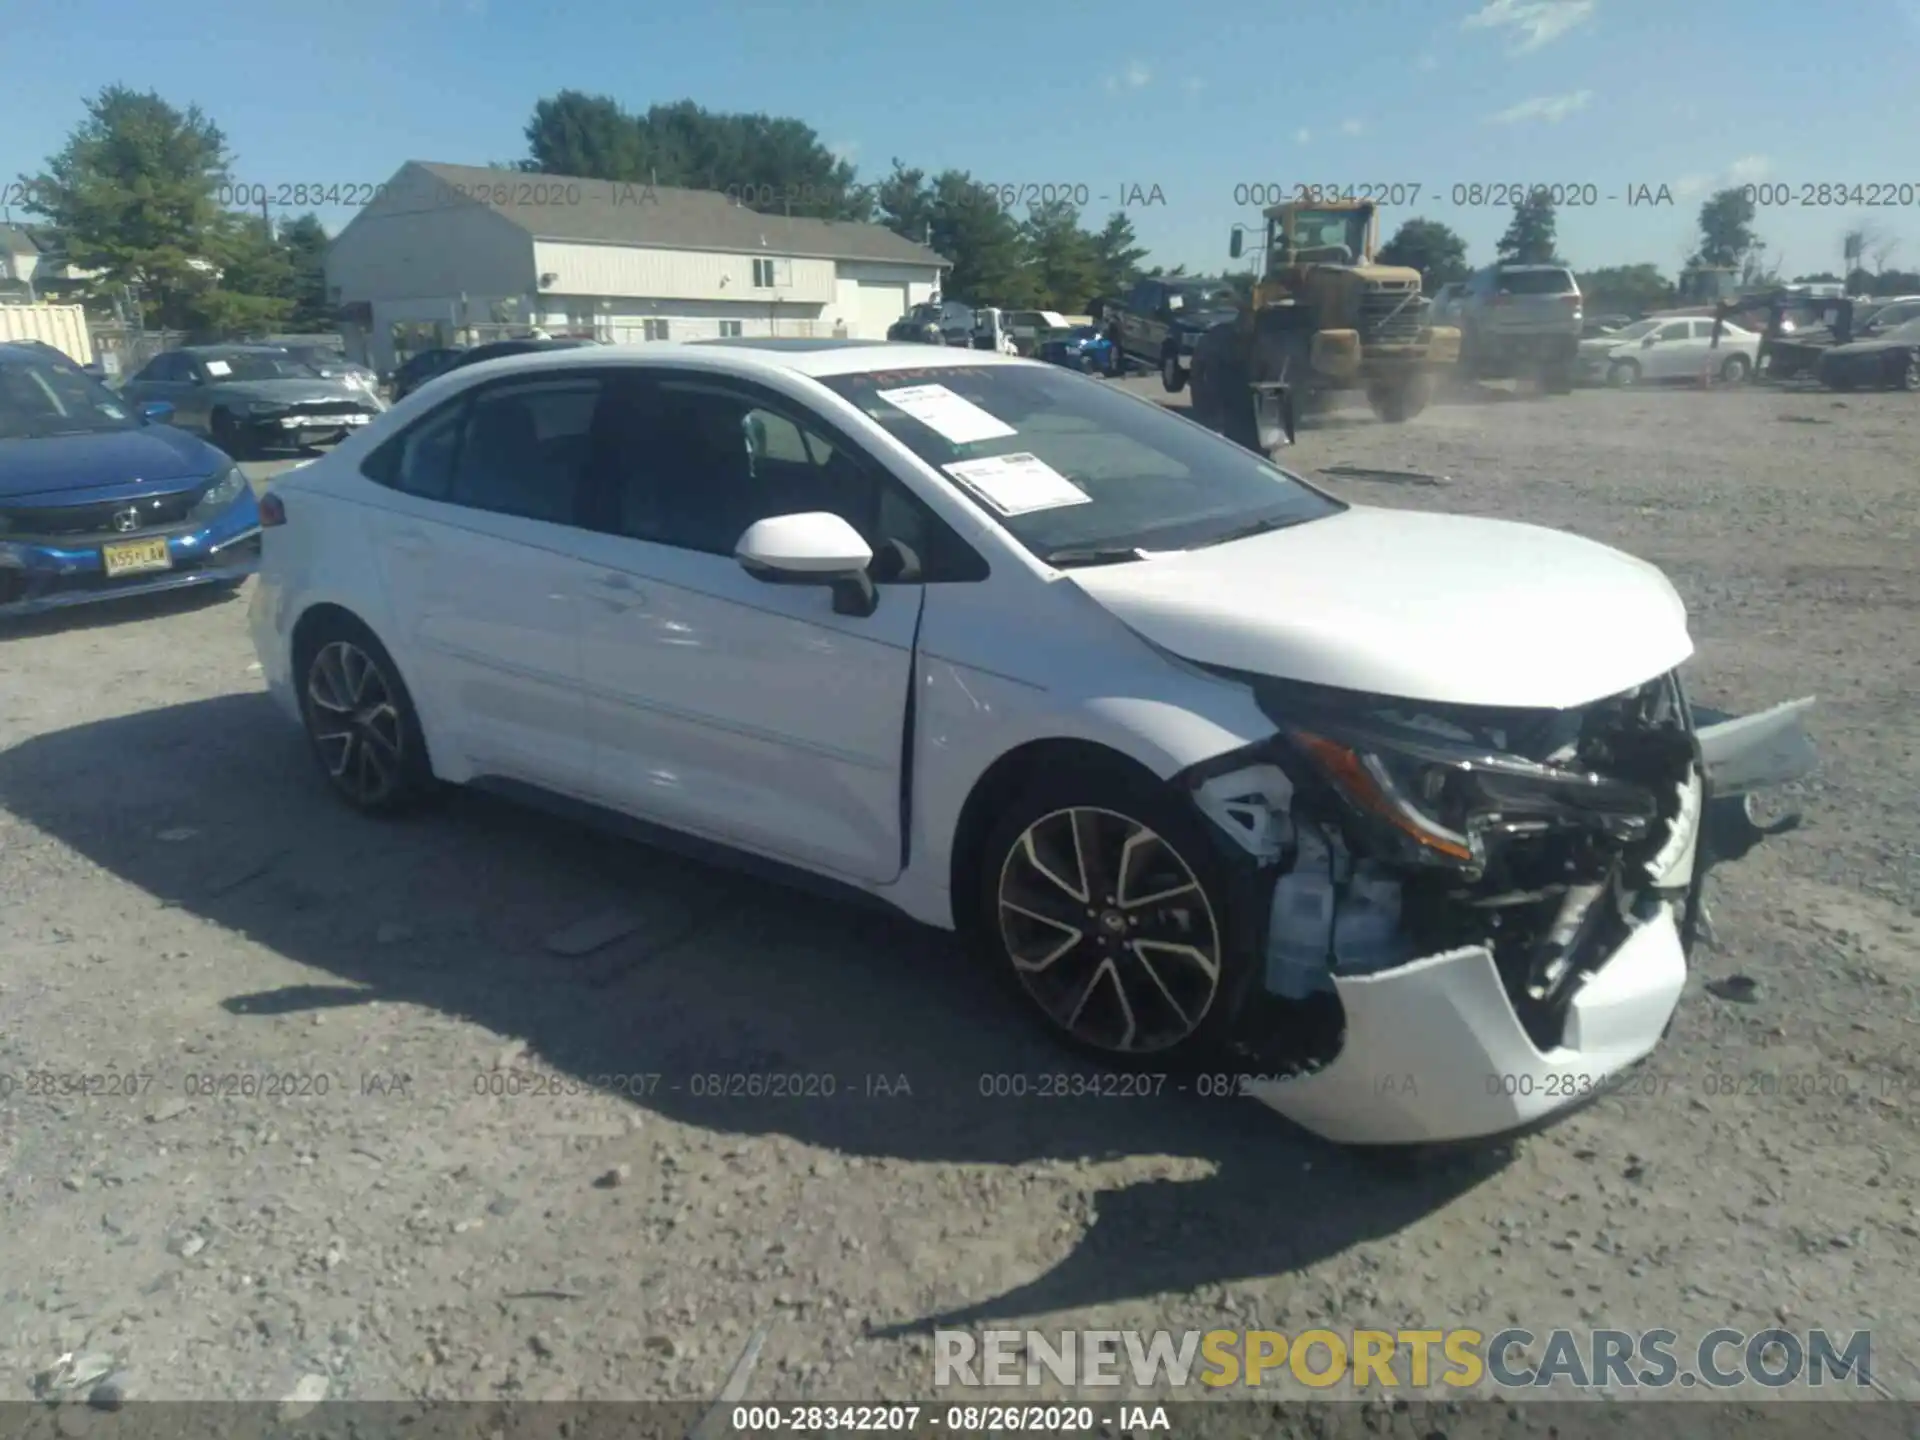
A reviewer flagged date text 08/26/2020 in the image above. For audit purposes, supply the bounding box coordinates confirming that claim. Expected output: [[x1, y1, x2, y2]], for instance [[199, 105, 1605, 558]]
[[1229, 181, 1920, 209]]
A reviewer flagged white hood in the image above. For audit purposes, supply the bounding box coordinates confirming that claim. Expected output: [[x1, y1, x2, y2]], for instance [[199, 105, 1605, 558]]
[[1066, 506, 1693, 709]]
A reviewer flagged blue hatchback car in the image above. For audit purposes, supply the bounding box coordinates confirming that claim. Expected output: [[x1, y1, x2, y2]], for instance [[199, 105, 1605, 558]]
[[0, 342, 261, 619]]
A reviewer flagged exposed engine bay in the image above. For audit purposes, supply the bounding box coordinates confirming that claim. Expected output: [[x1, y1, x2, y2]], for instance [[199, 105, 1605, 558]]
[[1187, 671, 1753, 1082]]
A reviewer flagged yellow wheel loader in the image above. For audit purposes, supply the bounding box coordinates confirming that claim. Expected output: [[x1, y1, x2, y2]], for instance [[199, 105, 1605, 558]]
[[1188, 197, 1461, 453]]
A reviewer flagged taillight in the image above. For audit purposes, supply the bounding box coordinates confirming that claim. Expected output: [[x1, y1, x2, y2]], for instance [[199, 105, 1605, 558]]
[[260, 492, 286, 527]]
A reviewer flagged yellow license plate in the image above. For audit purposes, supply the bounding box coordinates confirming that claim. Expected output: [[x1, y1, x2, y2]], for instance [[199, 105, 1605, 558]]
[[102, 536, 173, 577]]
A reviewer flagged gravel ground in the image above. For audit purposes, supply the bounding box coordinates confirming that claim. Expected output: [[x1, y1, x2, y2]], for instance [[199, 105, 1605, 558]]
[[0, 381, 1915, 1410]]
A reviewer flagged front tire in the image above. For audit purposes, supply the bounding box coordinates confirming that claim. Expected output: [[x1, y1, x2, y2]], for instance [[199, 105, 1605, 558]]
[[1160, 346, 1187, 393], [211, 409, 254, 461], [1365, 374, 1432, 422], [1898, 353, 1919, 391], [1719, 353, 1751, 384], [295, 618, 435, 815], [974, 761, 1245, 1067], [1607, 358, 1640, 387]]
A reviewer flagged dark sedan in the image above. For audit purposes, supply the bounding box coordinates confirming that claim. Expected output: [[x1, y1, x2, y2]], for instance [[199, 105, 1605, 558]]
[[0, 343, 260, 619], [389, 346, 466, 400], [1818, 317, 1920, 391], [446, 337, 597, 372]]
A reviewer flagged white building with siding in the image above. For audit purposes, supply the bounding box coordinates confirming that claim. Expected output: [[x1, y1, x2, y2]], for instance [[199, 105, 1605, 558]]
[[326, 162, 948, 371]]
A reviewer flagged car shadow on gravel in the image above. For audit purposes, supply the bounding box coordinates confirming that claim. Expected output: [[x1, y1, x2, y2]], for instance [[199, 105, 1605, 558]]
[[0, 582, 243, 639], [0, 692, 1513, 1324]]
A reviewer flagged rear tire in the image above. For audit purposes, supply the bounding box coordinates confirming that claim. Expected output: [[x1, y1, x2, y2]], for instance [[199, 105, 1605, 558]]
[[1898, 353, 1919, 391], [971, 757, 1250, 1069], [294, 616, 436, 815], [1542, 359, 1575, 394]]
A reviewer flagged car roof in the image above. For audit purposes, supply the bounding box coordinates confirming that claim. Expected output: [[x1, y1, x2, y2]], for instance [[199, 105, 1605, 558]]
[[436, 338, 1037, 383]]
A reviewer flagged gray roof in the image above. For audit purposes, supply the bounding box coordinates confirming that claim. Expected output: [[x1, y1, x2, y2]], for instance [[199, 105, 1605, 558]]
[[396, 162, 948, 269]]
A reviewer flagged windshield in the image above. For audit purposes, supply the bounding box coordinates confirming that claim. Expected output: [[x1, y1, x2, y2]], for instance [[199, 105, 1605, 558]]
[[818, 363, 1342, 558], [200, 350, 321, 381], [1883, 318, 1920, 343], [1272, 207, 1370, 265], [287, 346, 349, 369], [0, 356, 139, 440], [1608, 319, 1659, 341]]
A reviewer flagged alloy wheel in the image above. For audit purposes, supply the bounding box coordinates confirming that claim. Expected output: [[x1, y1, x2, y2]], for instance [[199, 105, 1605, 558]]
[[996, 806, 1222, 1054], [306, 639, 405, 806]]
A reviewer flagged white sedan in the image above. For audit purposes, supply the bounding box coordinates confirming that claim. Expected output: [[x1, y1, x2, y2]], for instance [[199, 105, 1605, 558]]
[[1603, 317, 1761, 385], [247, 340, 1815, 1146]]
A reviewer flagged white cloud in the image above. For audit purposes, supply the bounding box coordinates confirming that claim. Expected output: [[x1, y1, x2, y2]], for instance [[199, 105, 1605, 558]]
[[1463, 0, 1595, 53], [830, 141, 860, 165], [1417, 52, 1440, 71], [1486, 89, 1592, 124], [1339, 118, 1365, 136], [1103, 60, 1152, 92], [1184, 76, 1206, 93], [1671, 174, 1711, 201], [1726, 154, 1772, 183], [1295, 127, 1312, 145]]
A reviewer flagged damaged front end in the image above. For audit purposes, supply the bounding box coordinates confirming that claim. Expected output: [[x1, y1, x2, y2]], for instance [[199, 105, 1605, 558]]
[[1184, 672, 1816, 1145]]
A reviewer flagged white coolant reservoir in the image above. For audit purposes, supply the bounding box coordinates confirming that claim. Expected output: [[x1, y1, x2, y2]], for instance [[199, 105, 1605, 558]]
[[1332, 863, 1414, 976], [1266, 829, 1337, 999]]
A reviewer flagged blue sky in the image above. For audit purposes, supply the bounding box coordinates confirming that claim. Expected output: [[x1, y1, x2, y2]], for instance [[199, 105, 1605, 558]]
[[6, 0, 1918, 278]]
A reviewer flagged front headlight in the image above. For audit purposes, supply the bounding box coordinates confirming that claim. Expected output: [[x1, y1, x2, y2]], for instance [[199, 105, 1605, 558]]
[[188, 466, 250, 521], [1289, 722, 1663, 875], [248, 400, 286, 415]]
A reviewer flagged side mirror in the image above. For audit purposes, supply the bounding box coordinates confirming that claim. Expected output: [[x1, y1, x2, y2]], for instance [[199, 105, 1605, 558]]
[[1229, 227, 1245, 259], [140, 400, 175, 423], [735, 512, 878, 617], [1642, 335, 1658, 349]]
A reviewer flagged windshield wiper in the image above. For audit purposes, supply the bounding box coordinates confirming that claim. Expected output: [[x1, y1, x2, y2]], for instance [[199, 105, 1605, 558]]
[[1042, 544, 1151, 568], [1192, 514, 1310, 549]]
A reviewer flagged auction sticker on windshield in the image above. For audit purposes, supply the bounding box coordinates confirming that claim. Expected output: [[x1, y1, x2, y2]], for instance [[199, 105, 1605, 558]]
[[875, 384, 1016, 444], [204, 360, 232, 377], [945, 453, 1090, 516]]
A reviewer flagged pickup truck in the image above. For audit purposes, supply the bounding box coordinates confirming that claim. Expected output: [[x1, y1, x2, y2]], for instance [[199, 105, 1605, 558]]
[[1094, 278, 1242, 390]]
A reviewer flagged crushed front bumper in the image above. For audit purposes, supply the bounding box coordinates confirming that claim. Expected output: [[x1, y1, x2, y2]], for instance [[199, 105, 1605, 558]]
[[1245, 905, 1686, 1144], [0, 507, 261, 619], [1186, 687, 1816, 1147]]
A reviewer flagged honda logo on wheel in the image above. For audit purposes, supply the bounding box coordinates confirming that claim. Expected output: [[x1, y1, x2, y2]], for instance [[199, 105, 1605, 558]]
[[111, 506, 142, 533]]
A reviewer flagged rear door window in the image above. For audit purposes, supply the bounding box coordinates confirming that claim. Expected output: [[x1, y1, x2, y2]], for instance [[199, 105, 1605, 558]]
[[1499, 269, 1577, 295]]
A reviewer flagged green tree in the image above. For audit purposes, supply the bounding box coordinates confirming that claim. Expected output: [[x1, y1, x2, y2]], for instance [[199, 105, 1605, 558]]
[[1087, 211, 1148, 300], [1020, 199, 1099, 311], [1576, 263, 1673, 315], [1690, 187, 1758, 269], [194, 213, 294, 335], [1496, 189, 1558, 264], [873, 159, 938, 247], [523, 94, 868, 219], [929, 172, 1036, 306], [874, 162, 1037, 305], [1792, 271, 1842, 284], [523, 91, 649, 183], [1377, 217, 1470, 288], [18, 85, 243, 330], [276, 213, 332, 332]]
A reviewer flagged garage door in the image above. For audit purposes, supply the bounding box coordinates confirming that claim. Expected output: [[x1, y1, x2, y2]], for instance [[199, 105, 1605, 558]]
[[855, 282, 909, 340]]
